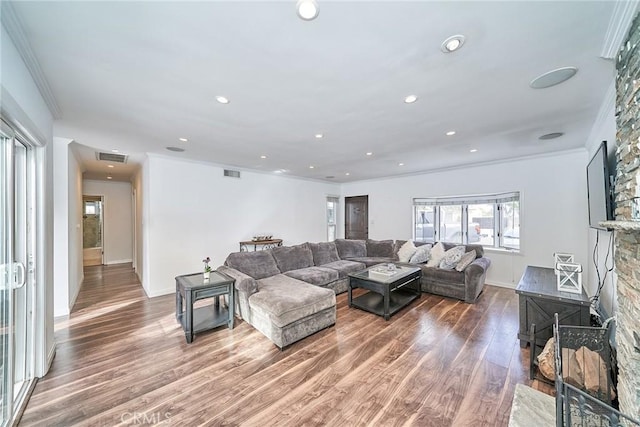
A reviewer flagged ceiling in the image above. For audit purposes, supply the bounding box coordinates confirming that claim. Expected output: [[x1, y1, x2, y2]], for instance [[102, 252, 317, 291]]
[[6, 1, 619, 183]]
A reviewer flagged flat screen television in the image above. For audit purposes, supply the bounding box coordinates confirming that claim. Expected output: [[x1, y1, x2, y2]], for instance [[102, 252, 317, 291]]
[[586, 141, 614, 230]]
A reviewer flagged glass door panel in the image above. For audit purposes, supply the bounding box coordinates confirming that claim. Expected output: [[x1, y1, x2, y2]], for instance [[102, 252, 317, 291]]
[[1, 126, 14, 427], [0, 122, 35, 427]]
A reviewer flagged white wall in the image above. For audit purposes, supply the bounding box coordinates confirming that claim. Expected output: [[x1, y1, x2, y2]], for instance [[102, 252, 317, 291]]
[[585, 82, 617, 318], [132, 168, 144, 280], [53, 138, 83, 317], [142, 155, 340, 297], [83, 179, 133, 265], [340, 150, 590, 289], [68, 148, 83, 311], [1, 23, 55, 376]]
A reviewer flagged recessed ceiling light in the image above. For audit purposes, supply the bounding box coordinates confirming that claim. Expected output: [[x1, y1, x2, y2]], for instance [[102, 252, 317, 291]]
[[111, 149, 119, 153], [260, 155, 267, 159], [446, 131, 456, 136], [107, 165, 114, 168], [470, 149, 478, 153], [166, 146, 185, 152], [345, 172, 350, 176], [179, 137, 188, 142], [296, 0, 319, 21], [530, 67, 578, 89], [215, 96, 230, 104], [274, 170, 283, 174], [315, 133, 324, 139], [107, 176, 113, 180], [539, 132, 564, 140], [398, 163, 404, 166], [404, 95, 418, 104], [309, 165, 315, 169], [366, 152, 373, 156], [441, 35, 465, 53]]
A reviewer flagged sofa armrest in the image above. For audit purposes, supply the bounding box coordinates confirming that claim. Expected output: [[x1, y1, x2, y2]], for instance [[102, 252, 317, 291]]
[[464, 257, 491, 303], [218, 265, 258, 294]]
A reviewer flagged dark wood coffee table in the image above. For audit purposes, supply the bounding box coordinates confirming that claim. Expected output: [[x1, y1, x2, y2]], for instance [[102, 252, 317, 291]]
[[348, 264, 422, 320]]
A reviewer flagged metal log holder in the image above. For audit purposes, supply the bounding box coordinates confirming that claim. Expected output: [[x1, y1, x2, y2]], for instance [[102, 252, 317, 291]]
[[553, 314, 640, 426]]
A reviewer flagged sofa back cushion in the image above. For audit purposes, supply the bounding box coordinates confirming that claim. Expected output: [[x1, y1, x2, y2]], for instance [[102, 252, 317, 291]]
[[442, 242, 484, 258], [335, 239, 367, 259], [308, 242, 340, 265], [271, 243, 314, 273], [366, 239, 395, 258], [225, 251, 281, 279]]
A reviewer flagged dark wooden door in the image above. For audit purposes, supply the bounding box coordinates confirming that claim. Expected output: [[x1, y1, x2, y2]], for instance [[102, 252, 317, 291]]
[[345, 195, 368, 239]]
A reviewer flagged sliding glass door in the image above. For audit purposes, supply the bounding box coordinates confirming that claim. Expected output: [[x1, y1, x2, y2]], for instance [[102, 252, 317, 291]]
[[1, 120, 36, 427]]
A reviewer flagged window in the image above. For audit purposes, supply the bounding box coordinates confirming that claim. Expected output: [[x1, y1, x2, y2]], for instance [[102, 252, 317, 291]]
[[326, 196, 339, 241], [413, 192, 520, 250]]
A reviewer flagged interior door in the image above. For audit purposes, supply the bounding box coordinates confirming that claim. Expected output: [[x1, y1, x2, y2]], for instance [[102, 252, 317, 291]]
[[345, 195, 368, 240], [82, 196, 103, 266]]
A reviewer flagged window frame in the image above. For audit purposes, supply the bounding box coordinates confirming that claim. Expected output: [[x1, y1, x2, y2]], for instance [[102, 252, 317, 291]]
[[413, 192, 520, 251], [326, 196, 339, 242]]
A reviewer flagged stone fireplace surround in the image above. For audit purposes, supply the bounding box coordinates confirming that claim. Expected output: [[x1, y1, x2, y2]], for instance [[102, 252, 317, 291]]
[[599, 9, 640, 420]]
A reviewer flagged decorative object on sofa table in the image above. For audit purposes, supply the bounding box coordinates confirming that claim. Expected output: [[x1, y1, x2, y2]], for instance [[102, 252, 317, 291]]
[[203, 256, 212, 281], [555, 261, 583, 294]]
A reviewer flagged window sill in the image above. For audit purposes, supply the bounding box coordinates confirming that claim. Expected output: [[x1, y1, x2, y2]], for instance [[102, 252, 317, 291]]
[[483, 247, 522, 256]]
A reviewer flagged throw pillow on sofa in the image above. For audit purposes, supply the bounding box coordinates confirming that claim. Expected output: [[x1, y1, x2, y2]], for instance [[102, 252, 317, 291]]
[[455, 250, 477, 271], [397, 240, 417, 262], [409, 244, 431, 264], [426, 242, 446, 267], [439, 245, 466, 270]]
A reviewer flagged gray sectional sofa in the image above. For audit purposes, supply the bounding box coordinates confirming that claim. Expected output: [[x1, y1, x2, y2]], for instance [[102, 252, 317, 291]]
[[219, 239, 491, 349]]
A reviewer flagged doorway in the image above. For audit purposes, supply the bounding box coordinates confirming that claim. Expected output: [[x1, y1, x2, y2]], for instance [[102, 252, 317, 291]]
[[345, 195, 368, 239], [1, 120, 37, 427], [82, 196, 103, 266]]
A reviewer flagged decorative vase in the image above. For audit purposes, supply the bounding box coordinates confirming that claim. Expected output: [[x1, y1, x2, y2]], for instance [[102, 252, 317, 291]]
[[203, 271, 210, 281]]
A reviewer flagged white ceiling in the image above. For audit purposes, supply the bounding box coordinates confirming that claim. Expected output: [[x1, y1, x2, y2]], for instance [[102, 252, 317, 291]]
[[8, 1, 619, 183]]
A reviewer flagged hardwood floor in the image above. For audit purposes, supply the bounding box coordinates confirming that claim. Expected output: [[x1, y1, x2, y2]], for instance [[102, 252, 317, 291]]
[[20, 263, 552, 426]]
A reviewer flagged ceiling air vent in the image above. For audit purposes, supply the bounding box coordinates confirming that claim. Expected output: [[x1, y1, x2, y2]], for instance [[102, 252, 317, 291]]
[[223, 169, 241, 178], [96, 152, 128, 163]]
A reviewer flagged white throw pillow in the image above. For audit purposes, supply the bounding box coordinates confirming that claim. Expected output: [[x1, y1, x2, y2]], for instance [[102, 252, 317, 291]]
[[455, 250, 477, 271], [409, 244, 432, 264], [397, 240, 417, 263], [439, 245, 467, 270], [426, 242, 446, 267]]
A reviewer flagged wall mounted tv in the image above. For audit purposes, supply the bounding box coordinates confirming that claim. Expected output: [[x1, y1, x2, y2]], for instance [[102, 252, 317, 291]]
[[586, 141, 614, 230]]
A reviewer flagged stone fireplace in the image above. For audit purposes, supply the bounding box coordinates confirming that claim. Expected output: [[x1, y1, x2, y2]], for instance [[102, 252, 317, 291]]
[[601, 10, 640, 420]]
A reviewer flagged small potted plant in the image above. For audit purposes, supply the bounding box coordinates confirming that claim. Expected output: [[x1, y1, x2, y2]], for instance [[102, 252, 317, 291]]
[[203, 257, 212, 281]]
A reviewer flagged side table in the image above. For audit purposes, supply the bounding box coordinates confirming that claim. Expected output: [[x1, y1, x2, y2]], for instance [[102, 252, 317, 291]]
[[515, 265, 590, 348], [175, 270, 235, 343]]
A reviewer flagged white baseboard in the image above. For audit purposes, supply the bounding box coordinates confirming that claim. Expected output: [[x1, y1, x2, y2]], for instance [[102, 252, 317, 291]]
[[46, 343, 56, 373], [486, 280, 517, 290], [144, 286, 174, 298], [106, 258, 133, 265]]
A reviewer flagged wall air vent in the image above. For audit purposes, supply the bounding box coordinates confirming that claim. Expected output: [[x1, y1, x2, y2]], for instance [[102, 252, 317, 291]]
[[96, 152, 128, 163], [223, 169, 241, 178]]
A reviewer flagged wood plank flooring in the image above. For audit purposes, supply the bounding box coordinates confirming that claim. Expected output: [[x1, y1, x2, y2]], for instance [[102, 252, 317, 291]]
[[20, 263, 553, 426]]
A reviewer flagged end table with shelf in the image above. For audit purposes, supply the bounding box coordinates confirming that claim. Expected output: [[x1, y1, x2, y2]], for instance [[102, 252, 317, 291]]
[[175, 271, 235, 343]]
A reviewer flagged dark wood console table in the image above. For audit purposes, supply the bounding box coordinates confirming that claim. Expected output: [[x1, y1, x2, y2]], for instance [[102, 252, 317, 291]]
[[515, 265, 590, 348], [239, 239, 282, 252]]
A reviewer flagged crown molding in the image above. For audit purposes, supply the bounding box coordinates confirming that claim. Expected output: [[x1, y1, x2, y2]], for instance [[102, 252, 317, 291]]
[[1, 2, 62, 119], [601, 1, 640, 59]]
